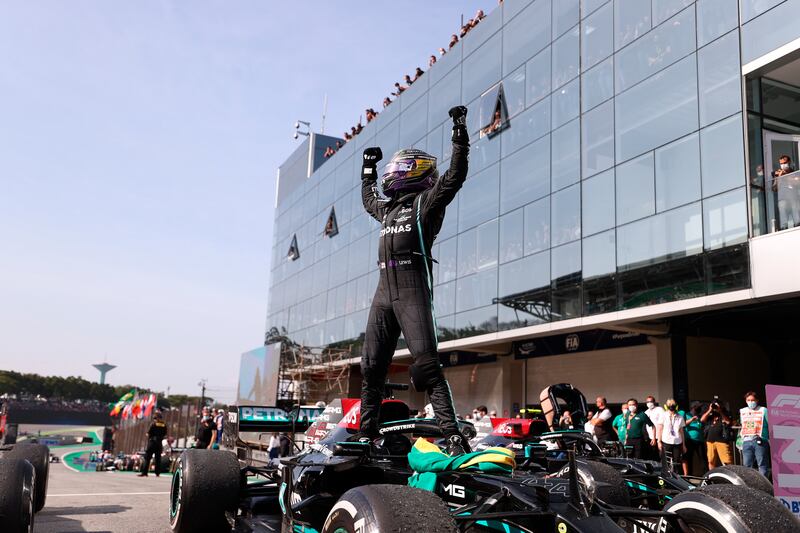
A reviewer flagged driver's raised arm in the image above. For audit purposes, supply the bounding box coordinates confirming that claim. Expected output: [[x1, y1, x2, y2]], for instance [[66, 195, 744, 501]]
[[420, 106, 470, 218]]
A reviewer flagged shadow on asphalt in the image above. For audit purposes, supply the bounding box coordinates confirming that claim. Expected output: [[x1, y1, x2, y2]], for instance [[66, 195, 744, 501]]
[[40, 505, 130, 517]]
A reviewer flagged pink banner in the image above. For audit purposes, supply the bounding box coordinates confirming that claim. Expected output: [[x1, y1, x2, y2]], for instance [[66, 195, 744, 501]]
[[766, 384, 800, 517]]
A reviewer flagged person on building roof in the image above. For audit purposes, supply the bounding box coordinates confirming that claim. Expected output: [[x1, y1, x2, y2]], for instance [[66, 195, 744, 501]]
[[357, 105, 470, 455]]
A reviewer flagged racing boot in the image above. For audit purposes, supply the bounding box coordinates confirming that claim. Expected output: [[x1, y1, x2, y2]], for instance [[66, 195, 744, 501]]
[[445, 433, 471, 456]]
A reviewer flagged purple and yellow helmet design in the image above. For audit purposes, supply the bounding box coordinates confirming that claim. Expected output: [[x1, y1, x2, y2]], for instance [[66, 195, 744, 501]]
[[381, 149, 438, 197]]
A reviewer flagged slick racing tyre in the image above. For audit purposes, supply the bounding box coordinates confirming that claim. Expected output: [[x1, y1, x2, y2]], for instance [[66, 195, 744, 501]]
[[704, 465, 774, 496], [0, 458, 35, 533], [1, 443, 50, 511], [169, 450, 240, 533], [557, 459, 631, 507], [321, 484, 457, 533], [665, 485, 800, 533]]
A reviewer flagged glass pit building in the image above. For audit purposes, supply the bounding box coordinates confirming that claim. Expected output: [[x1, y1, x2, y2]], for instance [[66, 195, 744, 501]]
[[266, 0, 800, 416]]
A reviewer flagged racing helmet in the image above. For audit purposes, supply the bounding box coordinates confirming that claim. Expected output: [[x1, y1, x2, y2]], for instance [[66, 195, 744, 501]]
[[381, 149, 438, 197]]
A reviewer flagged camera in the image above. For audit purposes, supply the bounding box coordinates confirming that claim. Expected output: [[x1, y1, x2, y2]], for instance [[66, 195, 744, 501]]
[[711, 395, 721, 410]]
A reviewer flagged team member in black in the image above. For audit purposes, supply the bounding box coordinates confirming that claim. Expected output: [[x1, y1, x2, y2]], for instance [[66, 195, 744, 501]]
[[358, 105, 469, 455], [138, 410, 167, 477]]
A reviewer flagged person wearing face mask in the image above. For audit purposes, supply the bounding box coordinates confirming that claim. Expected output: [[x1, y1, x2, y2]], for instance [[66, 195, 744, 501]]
[[684, 403, 707, 476], [623, 399, 654, 459], [657, 399, 687, 474], [613, 403, 629, 443], [644, 395, 663, 460], [740, 391, 771, 479], [773, 155, 800, 229]]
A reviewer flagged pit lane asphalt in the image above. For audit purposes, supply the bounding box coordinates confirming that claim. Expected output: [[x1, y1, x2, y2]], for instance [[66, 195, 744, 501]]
[[35, 450, 172, 533]]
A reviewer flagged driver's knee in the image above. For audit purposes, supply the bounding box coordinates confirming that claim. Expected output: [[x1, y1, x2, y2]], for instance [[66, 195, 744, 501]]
[[409, 356, 444, 392]]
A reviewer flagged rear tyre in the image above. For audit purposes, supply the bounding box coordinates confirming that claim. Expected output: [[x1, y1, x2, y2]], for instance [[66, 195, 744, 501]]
[[665, 484, 800, 533], [1, 443, 50, 511], [0, 458, 35, 533], [321, 484, 457, 533], [169, 450, 240, 533], [557, 459, 631, 507], [704, 464, 774, 496]]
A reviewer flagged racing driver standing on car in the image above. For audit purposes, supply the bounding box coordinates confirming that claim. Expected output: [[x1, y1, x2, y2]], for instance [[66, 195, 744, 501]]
[[356, 105, 470, 455]]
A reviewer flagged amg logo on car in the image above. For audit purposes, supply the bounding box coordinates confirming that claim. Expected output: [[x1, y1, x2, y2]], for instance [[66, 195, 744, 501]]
[[442, 483, 466, 498]]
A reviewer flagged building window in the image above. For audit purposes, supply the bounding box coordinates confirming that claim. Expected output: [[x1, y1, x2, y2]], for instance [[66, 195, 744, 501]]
[[479, 82, 509, 138], [287, 234, 300, 261], [324, 207, 339, 237]]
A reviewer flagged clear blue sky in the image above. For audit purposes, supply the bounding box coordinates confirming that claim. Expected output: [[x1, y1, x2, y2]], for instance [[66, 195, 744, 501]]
[[0, 1, 489, 402]]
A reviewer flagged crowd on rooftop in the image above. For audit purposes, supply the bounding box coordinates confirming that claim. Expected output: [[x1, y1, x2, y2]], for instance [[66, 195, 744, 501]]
[[323, 8, 487, 159]]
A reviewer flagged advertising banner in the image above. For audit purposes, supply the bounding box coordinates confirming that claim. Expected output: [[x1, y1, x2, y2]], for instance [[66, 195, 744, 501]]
[[765, 384, 800, 517], [237, 342, 281, 406], [513, 329, 649, 359]]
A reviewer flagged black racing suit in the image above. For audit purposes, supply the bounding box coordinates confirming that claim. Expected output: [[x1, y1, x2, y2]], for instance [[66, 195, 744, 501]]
[[140, 419, 167, 475], [359, 136, 469, 439]]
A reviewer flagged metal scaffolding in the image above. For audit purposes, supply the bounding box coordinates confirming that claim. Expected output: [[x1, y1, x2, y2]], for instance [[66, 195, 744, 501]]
[[268, 328, 355, 405]]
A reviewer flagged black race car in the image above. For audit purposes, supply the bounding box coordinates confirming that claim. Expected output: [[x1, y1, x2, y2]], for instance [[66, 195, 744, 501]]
[[0, 441, 51, 532], [168, 387, 798, 533], [471, 384, 777, 510]]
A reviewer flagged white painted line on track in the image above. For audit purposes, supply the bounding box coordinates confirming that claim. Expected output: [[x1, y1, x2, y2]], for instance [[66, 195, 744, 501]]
[[48, 492, 169, 497]]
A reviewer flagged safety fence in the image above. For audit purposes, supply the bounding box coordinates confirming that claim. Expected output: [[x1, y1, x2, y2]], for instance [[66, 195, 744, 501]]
[[113, 404, 201, 454]]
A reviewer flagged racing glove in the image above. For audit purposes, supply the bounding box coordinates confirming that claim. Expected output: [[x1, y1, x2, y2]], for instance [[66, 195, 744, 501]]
[[449, 105, 469, 145], [362, 147, 383, 180]]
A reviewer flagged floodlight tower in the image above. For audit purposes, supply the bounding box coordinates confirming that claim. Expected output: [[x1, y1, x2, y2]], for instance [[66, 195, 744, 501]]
[[92, 362, 116, 385]]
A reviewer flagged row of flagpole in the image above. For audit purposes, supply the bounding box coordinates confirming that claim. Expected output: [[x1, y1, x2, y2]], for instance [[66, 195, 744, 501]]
[[109, 389, 157, 420]]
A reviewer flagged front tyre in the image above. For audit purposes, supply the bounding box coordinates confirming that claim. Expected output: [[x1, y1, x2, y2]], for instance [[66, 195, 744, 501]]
[[0, 458, 35, 533], [665, 485, 800, 532], [321, 484, 457, 533], [1, 443, 50, 511], [169, 450, 240, 533]]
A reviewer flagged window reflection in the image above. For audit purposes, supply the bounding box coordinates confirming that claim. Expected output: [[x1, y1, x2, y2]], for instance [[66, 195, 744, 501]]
[[615, 55, 698, 162], [551, 241, 582, 321], [698, 31, 741, 127], [526, 47, 551, 107], [697, 0, 738, 47], [459, 164, 500, 231], [582, 3, 613, 71], [582, 168, 615, 236], [552, 183, 581, 246], [582, 100, 614, 177], [704, 188, 748, 250], [581, 57, 614, 113], [524, 196, 551, 254], [499, 208, 524, 263], [552, 119, 581, 192], [616, 152, 655, 225], [614, 0, 651, 49], [655, 132, 701, 212], [501, 135, 550, 213], [503, 0, 551, 74], [700, 114, 746, 197], [614, 7, 695, 95], [552, 26, 580, 90]]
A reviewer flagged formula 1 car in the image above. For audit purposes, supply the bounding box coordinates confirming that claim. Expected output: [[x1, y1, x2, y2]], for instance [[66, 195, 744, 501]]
[[471, 384, 776, 509], [0, 441, 51, 532], [168, 385, 798, 533]]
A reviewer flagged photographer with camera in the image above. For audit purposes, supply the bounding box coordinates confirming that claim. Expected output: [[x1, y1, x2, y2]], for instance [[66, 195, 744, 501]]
[[740, 391, 771, 479], [701, 396, 733, 470]]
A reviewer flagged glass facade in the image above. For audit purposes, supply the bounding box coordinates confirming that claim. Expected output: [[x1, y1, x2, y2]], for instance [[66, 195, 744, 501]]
[[267, 0, 755, 349]]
